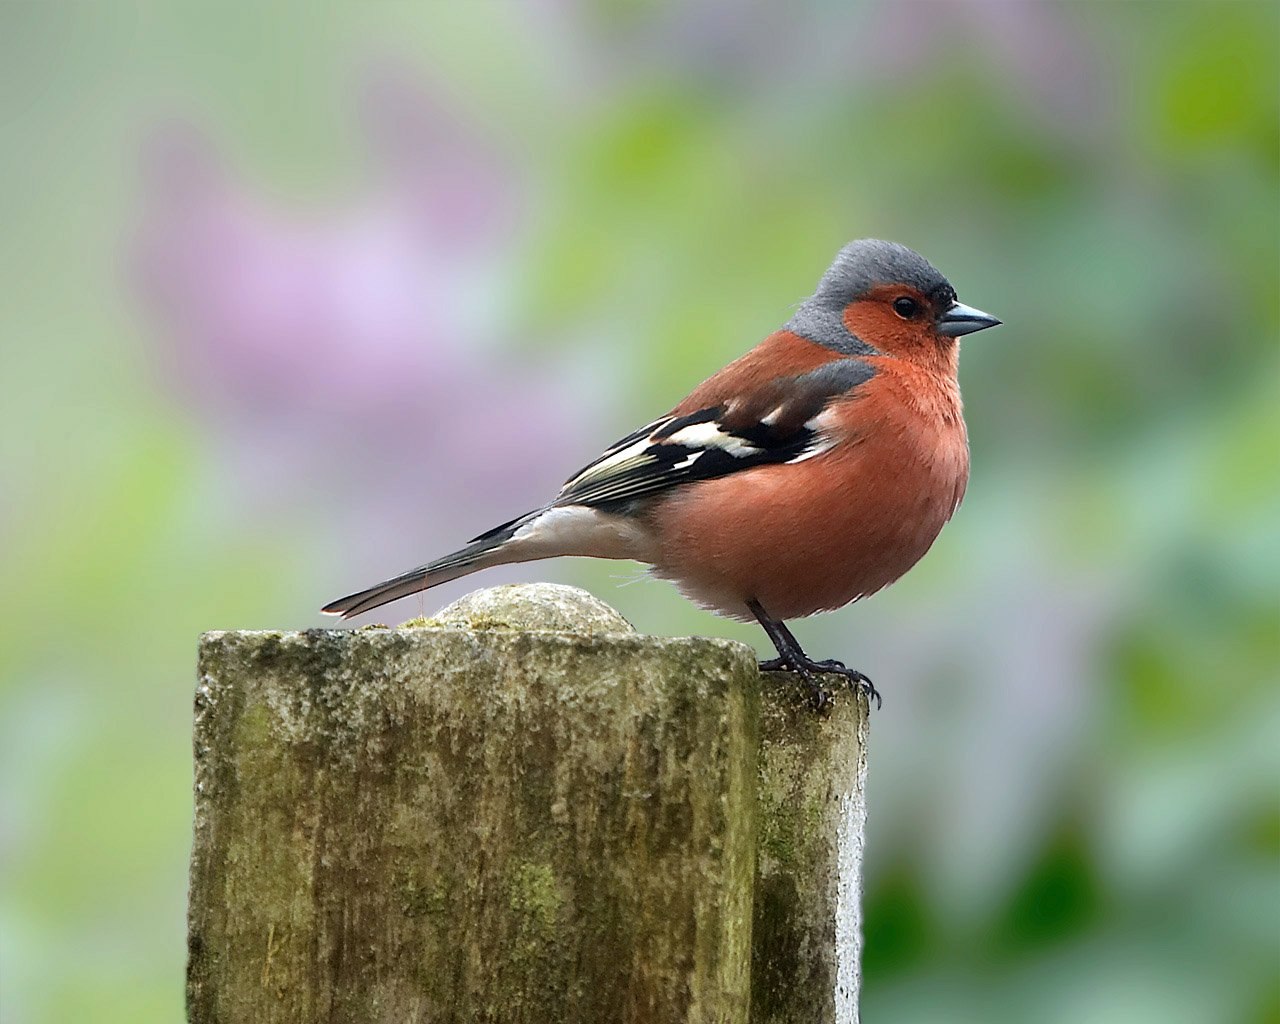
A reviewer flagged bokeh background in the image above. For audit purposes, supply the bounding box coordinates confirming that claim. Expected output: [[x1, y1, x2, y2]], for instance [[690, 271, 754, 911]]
[[2, 2, 1277, 1022]]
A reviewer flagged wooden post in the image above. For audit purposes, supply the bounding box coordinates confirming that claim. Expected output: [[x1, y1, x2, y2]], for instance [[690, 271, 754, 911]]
[[188, 584, 869, 1024], [752, 681, 868, 1024]]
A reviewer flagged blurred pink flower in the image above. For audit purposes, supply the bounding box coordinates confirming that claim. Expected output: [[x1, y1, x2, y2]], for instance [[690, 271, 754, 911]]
[[131, 66, 596, 584]]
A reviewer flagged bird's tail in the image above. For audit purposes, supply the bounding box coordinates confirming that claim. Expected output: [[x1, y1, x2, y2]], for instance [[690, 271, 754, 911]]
[[320, 512, 535, 619]]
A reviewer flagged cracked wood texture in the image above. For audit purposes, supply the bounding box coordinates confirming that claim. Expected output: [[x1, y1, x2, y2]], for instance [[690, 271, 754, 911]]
[[187, 584, 868, 1024]]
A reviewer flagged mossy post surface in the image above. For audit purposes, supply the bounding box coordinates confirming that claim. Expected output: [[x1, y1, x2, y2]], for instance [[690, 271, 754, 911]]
[[188, 584, 868, 1023], [753, 680, 869, 1024]]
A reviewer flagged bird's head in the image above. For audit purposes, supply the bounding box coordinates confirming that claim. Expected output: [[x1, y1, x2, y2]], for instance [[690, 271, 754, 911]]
[[788, 239, 1000, 368]]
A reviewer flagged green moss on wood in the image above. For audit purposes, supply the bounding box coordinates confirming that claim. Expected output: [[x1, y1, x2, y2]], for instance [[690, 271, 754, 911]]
[[751, 676, 869, 1024], [508, 859, 563, 934], [189, 591, 763, 1024], [188, 585, 867, 1024]]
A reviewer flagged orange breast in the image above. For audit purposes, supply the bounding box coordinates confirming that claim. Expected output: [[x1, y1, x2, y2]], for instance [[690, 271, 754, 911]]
[[649, 368, 969, 621]]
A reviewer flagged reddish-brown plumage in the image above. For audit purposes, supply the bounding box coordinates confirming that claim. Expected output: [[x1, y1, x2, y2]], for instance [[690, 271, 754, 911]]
[[670, 329, 842, 415], [648, 328, 969, 621]]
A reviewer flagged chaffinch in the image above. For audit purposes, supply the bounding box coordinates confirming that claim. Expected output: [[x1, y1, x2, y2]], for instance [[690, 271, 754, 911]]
[[324, 239, 1000, 709]]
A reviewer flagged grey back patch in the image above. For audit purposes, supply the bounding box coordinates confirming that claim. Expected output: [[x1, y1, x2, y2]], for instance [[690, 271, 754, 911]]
[[785, 304, 879, 356], [797, 356, 877, 395]]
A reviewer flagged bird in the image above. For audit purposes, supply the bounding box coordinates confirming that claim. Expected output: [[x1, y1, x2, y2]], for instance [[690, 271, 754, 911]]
[[323, 239, 1000, 709]]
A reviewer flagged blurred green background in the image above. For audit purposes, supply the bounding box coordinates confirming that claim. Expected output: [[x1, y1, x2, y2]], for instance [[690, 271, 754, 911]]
[[1, 2, 1277, 1022]]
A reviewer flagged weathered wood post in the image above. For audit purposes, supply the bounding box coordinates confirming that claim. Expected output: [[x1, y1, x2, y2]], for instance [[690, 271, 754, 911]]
[[188, 584, 869, 1023]]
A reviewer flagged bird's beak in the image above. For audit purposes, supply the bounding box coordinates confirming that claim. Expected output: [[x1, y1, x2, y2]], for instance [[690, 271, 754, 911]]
[[938, 301, 1001, 337]]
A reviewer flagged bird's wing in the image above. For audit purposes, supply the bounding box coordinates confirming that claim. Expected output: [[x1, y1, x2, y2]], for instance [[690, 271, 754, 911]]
[[554, 357, 875, 509]]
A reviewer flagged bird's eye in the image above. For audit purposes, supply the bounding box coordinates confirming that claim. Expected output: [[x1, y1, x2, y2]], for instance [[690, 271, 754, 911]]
[[892, 296, 921, 320]]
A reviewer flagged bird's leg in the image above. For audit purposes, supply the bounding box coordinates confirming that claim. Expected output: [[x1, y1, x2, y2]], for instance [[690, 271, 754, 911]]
[[746, 599, 881, 711]]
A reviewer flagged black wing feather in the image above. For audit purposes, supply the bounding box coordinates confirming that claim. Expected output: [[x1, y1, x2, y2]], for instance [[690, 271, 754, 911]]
[[553, 358, 874, 511]]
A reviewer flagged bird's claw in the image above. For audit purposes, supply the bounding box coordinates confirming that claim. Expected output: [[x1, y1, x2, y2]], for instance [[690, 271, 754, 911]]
[[756, 655, 881, 711], [809, 658, 882, 710]]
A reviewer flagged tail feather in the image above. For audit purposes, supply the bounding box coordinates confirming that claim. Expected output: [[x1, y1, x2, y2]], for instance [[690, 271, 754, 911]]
[[321, 516, 531, 619]]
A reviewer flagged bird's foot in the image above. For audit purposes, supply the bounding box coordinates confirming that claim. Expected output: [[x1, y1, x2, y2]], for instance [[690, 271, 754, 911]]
[[757, 655, 881, 711]]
